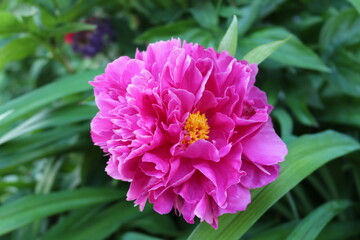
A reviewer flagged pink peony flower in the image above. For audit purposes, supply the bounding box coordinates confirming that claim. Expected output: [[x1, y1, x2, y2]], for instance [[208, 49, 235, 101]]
[[90, 39, 287, 228]]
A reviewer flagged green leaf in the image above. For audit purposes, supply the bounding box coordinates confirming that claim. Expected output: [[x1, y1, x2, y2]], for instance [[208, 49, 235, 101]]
[[286, 200, 351, 240], [218, 16, 238, 56], [272, 108, 296, 143], [317, 221, 360, 240], [0, 188, 123, 235], [249, 221, 297, 240], [49, 23, 96, 37], [0, 69, 102, 127], [0, 37, 38, 69], [0, 125, 88, 172], [243, 36, 289, 64], [238, 27, 330, 72], [188, 130, 360, 240], [136, 20, 217, 48], [0, 12, 26, 35], [319, 8, 360, 56], [349, 0, 360, 13], [136, 20, 197, 43], [122, 232, 162, 240], [285, 90, 318, 127], [237, 0, 261, 36], [0, 104, 97, 144], [250, 221, 360, 240], [189, 2, 218, 31], [319, 98, 360, 127], [40, 202, 145, 240]]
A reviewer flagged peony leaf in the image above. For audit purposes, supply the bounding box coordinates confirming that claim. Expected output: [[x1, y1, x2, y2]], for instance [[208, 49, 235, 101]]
[[187, 130, 360, 240], [218, 15, 238, 56], [239, 27, 330, 72], [0, 104, 97, 144], [0, 37, 39, 69], [250, 221, 360, 240], [0, 125, 88, 173], [40, 202, 146, 240], [285, 200, 351, 240], [48, 23, 96, 37], [0, 12, 26, 35], [243, 36, 290, 64], [0, 69, 102, 127], [349, 0, 360, 14], [0, 188, 124, 235]]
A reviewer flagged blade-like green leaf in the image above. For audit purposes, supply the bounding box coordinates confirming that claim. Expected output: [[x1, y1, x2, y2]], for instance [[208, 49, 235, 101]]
[[286, 200, 351, 240], [218, 16, 238, 56], [250, 221, 360, 240], [0, 188, 123, 235], [40, 202, 145, 240], [0, 37, 38, 69], [188, 130, 360, 240], [0, 124, 89, 173], [0, 12, 26, 35], [243, 36, 289, 64], [0, 68, 102, 127], [349, 0, 360, 14], [0, 104, 97, 144]]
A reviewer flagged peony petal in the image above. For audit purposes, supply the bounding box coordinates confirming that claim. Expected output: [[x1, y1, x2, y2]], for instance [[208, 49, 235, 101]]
[[242, 120, 288, 165], [182, 140, 220, 162], [240, 160, 280, 189]]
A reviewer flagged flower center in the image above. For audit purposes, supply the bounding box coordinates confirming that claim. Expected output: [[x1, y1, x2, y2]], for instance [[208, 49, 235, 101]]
[[183, 111, 210, 144]]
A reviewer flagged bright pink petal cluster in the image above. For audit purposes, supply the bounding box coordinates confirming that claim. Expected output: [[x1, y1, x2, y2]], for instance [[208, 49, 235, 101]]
[[90, 39, 287, 228]]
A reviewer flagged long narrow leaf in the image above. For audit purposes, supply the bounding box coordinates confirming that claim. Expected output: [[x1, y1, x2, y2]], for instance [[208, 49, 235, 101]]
[[188, 130, 359, 240], [0, 69, 101, 127], [286, 200, 350, 240], [218, 16, 238, 56], [0, 188, 123, 235], [243, 36, 289, 64], [41, 202, 147, 240]]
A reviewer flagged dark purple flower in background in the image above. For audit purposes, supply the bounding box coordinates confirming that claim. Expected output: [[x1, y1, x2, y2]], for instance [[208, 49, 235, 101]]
[[65, 17, 115, 57]]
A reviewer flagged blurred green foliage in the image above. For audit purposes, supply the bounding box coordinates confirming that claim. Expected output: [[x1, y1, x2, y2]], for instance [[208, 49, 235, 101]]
[[0, 0, 359, 239]]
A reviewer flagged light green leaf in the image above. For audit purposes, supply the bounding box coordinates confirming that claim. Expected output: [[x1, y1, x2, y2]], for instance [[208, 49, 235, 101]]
[[0, 12, 26, 35], [0, 69, 102, 127], [243, 36, 289, 64], [0, 104, 97, 144], [188, 130, 360, 240], [238, 27, 330, 72], [0, 37, 38, 69], [218, 16, 238, 56], [349, 0, 360, 14], [286, 200, 351, 240], [0, 188, 123, 235]]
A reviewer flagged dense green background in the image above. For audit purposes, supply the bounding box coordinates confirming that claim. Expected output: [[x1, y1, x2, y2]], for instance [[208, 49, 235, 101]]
[[0, 0, 360, 239]]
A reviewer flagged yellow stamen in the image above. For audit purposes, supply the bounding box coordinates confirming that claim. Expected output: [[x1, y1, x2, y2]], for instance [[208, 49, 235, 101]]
[[183, 111, 210, 144]]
